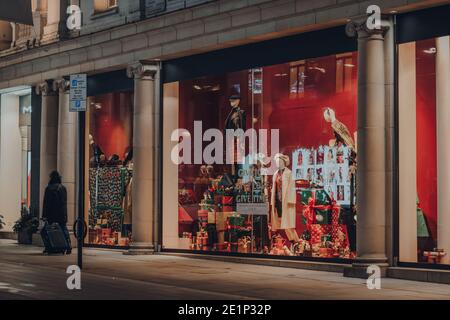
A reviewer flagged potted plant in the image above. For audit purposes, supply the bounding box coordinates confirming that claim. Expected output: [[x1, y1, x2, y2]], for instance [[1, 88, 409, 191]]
[[13, 206, 39, 245]]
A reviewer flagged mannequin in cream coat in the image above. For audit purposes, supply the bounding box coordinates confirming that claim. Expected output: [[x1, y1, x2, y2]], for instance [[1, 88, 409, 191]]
[[271, 154, 300, 242]]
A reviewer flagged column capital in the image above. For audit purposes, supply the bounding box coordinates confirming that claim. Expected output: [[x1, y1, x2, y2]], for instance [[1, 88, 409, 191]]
[[127, 60, 160, 80], [52, 79, 70, 94], [345, 14, 390, 39], [35, 81, 57, 96]]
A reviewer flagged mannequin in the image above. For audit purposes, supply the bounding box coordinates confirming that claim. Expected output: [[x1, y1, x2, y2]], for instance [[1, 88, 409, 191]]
[[89, 134, 104, 165], [224, 95, 246, 180], [271, 153, 299, 242], [224, 95, 246, 131]]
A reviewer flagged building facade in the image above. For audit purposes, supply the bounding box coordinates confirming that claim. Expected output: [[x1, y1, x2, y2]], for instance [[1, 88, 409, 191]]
[[0, 0, 450, 278]]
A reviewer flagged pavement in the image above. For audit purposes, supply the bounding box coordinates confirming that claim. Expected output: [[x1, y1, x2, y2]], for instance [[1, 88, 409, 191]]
[[0, 239, 449, 300]]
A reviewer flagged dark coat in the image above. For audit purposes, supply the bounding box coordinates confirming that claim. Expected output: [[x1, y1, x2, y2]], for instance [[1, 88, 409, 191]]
[[42, 183, 68, 224], [224, 107, 246, 131]]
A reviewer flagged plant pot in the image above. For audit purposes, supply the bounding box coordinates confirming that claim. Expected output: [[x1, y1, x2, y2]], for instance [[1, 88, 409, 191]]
[[18, 229, 33, 245]]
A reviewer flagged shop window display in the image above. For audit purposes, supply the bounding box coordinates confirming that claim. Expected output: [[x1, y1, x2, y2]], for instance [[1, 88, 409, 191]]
[[166, 52, 358, 259], [86, 91, 133, 247], [399, 36, 450, 265]]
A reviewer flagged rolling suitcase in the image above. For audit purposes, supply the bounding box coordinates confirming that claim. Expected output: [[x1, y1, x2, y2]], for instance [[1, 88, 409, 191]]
[[41, 222, 69, 254]]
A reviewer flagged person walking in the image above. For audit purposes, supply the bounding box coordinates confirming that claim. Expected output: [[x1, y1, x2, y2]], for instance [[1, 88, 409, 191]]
[[42, 171, 72, 254]]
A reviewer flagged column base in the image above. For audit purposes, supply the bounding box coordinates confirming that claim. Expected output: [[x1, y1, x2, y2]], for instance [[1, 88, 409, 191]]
[[124, 242, 157, 255], [343, 257, 389, 279]]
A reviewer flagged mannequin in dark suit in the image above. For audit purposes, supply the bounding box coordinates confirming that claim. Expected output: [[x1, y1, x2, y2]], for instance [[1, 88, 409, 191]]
[[224, 95, 246, 180]]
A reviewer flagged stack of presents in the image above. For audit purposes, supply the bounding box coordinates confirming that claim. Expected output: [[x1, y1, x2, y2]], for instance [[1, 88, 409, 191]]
[[179, 177, 356, 258], [179, 183, 255, 253], [297, 187, 354, 258]]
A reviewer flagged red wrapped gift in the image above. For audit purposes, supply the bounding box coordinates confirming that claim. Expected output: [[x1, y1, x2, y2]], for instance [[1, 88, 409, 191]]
[[222, 205, 234, 212], [310, 224, 331, 244], [222, 196, 234, 205], [332, 224, 350, 249], [101, 228, 111, 239], [301, 189, 340, 227]]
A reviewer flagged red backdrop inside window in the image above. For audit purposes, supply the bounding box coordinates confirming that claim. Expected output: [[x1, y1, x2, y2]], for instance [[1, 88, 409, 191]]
[[89, 92, 134, 160], [416, 39, 438, 242]]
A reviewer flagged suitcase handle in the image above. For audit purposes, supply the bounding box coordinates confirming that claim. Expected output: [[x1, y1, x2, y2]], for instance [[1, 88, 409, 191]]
[[73, 219, 88, 240]]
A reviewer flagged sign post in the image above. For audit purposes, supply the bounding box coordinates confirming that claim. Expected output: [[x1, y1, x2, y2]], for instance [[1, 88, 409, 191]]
[[70, 74, 87, 269]]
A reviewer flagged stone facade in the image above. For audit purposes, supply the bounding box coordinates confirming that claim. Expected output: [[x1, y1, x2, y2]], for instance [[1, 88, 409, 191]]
[[0, 0, 449, 275], [0, 0, 447, 90]]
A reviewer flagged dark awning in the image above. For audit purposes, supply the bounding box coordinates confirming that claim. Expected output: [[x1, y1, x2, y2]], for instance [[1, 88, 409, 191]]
[[0, 0, 33, 25]]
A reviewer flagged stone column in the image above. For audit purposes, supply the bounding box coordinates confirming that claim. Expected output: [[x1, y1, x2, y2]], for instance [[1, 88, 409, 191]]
[[125, 61, 161, 255], [36, 81, 59, 219], [344, 18, 389, 277], [42, 0, 68, 44], [398, 42, 418, 262], [54, 79, 77, 231], [436, 36, 450, 264]]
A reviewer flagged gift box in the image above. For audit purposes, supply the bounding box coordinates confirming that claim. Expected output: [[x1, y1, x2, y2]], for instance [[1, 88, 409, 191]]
[[228, 215, 245, 227], [196, 231, 208, 247], [301, 188, 337, 225], [101, 228, 112, 239], [310, 224, 331, 244], [225, 214, 251, 244], [222, 195, 234, 205]]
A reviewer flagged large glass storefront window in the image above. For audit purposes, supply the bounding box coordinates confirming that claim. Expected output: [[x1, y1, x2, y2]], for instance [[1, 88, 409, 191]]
[[399, 36, 450, 265], [0, 90, 31, 231], [163, 51, 358, 259], [86, 91, 134, 247]]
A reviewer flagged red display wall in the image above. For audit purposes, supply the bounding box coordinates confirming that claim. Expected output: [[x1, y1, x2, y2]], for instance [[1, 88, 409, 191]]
[[89, 92, 134, 160], [416, 39, 438, 242]]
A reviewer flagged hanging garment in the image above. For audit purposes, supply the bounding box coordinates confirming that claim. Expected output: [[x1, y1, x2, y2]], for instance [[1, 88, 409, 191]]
[[271, 168, 296, 230]]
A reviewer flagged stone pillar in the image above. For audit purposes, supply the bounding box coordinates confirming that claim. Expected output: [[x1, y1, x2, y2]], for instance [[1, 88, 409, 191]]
[[398, 42, 418, 262], [125, 61, 161, 255], [54, 79, 77, 230], [31, 0, 48, 44], [42, 0, 68, 44], [344, 18, 389, 277], [436, 36, 450, 264], [36, 81, 59, 219]]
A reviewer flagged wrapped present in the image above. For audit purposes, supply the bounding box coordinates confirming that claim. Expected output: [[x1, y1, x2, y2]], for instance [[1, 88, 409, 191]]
[[222, 205, 234, 212], [207, 211, 217, 224], [222, 195, 234, 205], [196, 231, 208, 247], [101, 228, 112, 239], [225, 214, 251, 244], [310, 224, 331, 244], [319, 247, 333, 258], [228, 214, 245, 227], [301, 188, 339, 226]]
